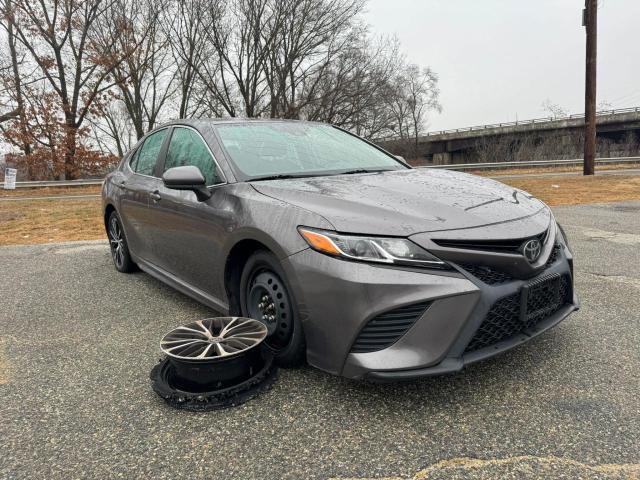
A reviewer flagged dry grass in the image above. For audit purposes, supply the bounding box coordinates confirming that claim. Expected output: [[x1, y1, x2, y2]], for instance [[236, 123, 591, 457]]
[[0, 197, 105, 245], [470, 162, 640, 177], [0, 185, 101, 198], [501, 174, 640, 206], [1, 174, 639, 245]]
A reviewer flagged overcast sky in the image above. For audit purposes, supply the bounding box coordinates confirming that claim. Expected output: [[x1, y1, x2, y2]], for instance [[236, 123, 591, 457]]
[[365, 0, 639, 131]]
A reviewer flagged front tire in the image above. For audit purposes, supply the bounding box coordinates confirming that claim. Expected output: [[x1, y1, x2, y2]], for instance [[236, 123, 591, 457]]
[[107, 211, 136, 273], [239, 250, 306, 367]]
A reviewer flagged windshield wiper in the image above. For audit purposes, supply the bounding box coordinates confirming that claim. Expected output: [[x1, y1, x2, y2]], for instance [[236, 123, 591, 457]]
[[337, 168, 392, 175], [248, 173, 320, 182]]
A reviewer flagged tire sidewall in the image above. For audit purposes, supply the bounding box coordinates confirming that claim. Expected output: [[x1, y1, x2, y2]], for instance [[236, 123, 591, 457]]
[[239, 251, 305, 367]]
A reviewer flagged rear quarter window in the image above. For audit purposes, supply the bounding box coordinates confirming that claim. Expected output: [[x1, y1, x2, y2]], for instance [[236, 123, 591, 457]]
[[132, 129, 168, 176]]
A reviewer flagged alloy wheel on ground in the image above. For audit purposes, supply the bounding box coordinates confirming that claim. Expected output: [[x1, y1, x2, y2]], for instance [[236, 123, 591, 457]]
[[152, 317, 277, 411]]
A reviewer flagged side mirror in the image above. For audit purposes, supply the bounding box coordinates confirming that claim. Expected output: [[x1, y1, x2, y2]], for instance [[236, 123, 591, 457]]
[[162, 166, 212, 201], [395, 155, 405, 162]]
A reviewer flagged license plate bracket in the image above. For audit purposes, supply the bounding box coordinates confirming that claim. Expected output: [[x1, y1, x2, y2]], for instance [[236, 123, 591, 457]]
[[520, 273, 561, 327]]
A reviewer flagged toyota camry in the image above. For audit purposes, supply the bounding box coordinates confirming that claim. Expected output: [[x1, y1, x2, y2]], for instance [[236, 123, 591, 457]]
[[102, 119, 578, 380]]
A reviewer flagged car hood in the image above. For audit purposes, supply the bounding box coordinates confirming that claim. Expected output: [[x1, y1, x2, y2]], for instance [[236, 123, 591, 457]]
[[251, 169, 548, 236]]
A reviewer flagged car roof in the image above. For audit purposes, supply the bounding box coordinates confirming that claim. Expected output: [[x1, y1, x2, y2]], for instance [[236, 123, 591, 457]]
[[157, 118, 325, 130]]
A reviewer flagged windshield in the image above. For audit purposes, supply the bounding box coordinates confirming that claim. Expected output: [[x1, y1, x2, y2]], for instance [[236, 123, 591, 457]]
[[215, 123, 407, 180]]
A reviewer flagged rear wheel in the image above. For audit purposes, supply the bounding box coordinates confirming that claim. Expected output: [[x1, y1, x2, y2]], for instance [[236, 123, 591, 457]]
[[107, 211, 136, 273], [239, 251, 305, 367]]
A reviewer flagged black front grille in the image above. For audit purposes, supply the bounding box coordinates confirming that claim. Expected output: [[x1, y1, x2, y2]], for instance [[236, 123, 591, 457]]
[[464, 274, 571, 353], [458, 263, 513, 285], [433, 228, 549, 254], [458, 244, 562, 285], [350, 301, 432, 353]]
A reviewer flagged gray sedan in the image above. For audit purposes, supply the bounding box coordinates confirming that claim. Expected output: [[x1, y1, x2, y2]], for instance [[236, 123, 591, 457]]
[[101, 119, 578, 380]]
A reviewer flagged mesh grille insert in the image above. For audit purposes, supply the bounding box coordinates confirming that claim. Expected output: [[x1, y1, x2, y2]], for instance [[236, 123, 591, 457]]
[[350, 301, 432, 353], [458, 263, 513, 285], [464, 274, 571, 353]]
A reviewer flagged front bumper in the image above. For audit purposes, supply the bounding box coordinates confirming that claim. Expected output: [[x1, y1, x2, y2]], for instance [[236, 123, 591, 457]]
[[282, 244, 578, 380]]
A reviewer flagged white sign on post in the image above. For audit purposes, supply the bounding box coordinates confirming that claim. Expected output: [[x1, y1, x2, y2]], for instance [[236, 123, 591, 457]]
[[4, 168, 17, 190]]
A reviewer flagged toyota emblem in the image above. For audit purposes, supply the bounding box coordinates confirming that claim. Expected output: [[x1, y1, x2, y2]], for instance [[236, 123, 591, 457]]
[[522, 239, 542, 263]]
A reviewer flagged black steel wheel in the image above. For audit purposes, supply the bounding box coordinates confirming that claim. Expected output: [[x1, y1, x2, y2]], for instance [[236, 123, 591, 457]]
[[239, 250, 306, 367], [107, 211, 136, 273], [246, 271, 294, 348]]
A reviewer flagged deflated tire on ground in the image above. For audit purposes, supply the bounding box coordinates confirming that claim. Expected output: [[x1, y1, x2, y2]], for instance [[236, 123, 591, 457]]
[[150, 317, 278, 411]]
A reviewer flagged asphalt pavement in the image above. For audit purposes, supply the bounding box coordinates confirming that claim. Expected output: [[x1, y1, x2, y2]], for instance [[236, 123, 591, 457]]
[[0, 201, 639, 479]]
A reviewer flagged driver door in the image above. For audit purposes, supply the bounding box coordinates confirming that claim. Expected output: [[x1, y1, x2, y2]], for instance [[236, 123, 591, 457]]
[[146, 126, 228, 296]]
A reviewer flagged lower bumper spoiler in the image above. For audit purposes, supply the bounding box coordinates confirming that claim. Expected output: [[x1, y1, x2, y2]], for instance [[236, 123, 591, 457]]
[[364, 300, 579, 382]]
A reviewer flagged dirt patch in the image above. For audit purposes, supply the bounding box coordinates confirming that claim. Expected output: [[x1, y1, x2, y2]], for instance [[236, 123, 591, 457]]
[[0, 210, 25, 222], [412, 456, 640, 480]]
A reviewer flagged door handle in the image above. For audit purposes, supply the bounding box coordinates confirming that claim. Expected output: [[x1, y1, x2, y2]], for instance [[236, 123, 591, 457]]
[[150, 190, 161, 202]]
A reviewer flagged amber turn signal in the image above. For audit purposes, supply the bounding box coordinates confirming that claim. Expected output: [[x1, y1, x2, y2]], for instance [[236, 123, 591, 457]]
[[298, 228, 342, 256]]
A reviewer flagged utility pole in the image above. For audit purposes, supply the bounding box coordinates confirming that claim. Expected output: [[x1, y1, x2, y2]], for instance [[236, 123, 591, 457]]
[[583, 0, 597, 175]]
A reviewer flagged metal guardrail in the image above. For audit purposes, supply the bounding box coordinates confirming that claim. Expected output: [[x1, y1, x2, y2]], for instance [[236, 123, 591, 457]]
[[419, 156, 640, 171], [2, 157, 640, 187], [376, 106, 640, 142], [0, 179, 104, 188]]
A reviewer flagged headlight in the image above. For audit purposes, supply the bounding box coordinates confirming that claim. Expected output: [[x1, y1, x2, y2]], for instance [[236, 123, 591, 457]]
[[297, 227, 449, 269]]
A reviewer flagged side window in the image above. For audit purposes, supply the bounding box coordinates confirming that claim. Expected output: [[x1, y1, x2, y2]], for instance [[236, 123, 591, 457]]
[[129, 148, 140, 172], [164, 128, 222, 185], [134, 129, 167, 176]]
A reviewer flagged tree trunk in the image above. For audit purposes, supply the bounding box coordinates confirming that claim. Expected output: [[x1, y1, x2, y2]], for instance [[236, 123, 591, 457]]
[[64, 123, 79, 180]]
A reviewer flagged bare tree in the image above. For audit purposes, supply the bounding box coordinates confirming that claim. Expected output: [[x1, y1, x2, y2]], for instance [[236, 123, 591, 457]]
[[192, 0, 280, 118], [165, 0, 215, 118], [106, 0, 175, 140], [1, 0, 444, 175], [8, 0, 140, 178], [385, 64, 441, 158], [0, 0, 30, 159], [541, 99, 568, 119], [87, 98, 137, 157], [302, 33, 401, 136], [265, 0, 364, 119]]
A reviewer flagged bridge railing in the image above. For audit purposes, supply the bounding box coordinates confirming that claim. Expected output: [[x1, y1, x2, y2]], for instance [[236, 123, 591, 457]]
[[375, 106, 640, 142]]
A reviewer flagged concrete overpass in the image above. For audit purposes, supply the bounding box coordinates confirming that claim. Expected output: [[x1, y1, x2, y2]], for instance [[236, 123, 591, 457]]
[[378, 107, 640, 164]]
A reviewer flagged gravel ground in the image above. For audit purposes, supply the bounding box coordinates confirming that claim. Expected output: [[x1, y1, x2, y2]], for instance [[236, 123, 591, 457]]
[[0, 202, 639, 479]]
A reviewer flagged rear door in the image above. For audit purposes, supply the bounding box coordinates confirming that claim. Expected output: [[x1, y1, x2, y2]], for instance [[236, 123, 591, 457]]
[[147, 126, 228, 295], [118, 128, 169, 261]]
